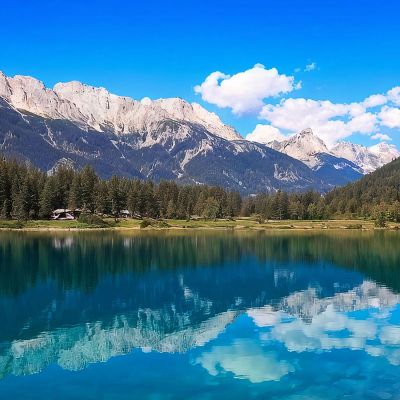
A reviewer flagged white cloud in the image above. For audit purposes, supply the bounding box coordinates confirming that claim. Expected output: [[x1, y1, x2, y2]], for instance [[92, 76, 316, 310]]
[[304, 62, 317, 72], [347, 112, 377, 133], [246, 124, 287, 144], [348, 102, 366, 117], [260, 98, 348, 131], [379, 106, 400, 128], [371, 133, 392, 141], [195, 65, 400, 145], [258, 98, 377, 145], [387, 87, 400, 106], [194, 64, 297, 115], [141, 97, 152, 105], [362, 94, 387, 108]]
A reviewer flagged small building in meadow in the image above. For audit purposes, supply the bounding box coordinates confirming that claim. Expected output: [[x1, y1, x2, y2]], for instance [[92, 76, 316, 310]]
[[51, 209, 76, 220], [119, 209, 131, 218]]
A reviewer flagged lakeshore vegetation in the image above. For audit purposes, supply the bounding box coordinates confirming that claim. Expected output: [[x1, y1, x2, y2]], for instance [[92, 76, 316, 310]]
[[0, 156, 399, 226]]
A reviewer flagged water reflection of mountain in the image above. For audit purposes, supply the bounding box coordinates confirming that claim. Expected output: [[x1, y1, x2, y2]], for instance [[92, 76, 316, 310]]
[[0, 231, 399, 379]]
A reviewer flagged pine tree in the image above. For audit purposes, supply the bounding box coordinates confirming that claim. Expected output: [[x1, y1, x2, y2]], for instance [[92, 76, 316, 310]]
[[108, 176, 123, 217], [80, 165, 98, 211], [68, 175, 82, 210], [39, 178, 57, 218], [12, 176, 31, 220], [94, 181, 109, 215], [202, 197, 219, 220]]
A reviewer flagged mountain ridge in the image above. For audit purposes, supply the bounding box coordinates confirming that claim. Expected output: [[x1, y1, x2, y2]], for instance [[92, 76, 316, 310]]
[[263, 128, 399, 175]]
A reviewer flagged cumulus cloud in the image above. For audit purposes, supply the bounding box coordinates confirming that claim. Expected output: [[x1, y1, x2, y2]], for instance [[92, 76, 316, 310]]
[[194, 64, 298, 115], [258, 98, 378, 145], [304, 62, 317, 72], [195, 64, 400, 145], [379, 106, 400, 128], [347, 112, 378, 133], [371, 133, 392, 141], [387, 87, 400, 106], [362, 94, 387, 108], [260, 98, 348, 129], [245, 124, 287, 144], [141, 97, 152, 105]]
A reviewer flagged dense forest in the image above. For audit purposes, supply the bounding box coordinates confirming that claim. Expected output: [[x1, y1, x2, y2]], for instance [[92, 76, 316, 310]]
[[0, 156, 399, 222]]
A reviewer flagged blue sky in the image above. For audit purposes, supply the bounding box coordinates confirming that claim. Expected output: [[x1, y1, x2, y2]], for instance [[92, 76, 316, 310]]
[[1, 0, 400, 147]]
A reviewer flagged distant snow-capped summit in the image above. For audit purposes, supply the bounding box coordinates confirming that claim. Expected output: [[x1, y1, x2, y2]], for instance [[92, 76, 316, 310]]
[[332, 141, 400, 174], [331, 142, 381, 174], [369, 142, 400, 165], [253, 126, 399, 174], [268, 128, 330, 168]]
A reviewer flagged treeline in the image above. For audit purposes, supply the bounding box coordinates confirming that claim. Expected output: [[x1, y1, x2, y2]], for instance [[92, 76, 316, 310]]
[[243, 157, 400, 222], [0, 158, 242, 220], [242, 191, 328, 220], [1, 156, 399, 221]]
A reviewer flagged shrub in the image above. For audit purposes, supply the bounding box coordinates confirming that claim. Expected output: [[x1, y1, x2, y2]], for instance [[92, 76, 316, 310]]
[[252, 214, 265, 224], [140, 219, 152, 228], [140, 218, 170, 229], [346, 224, 363, 230], [375, 213, 387, 228], [78, 213, 108, 227]]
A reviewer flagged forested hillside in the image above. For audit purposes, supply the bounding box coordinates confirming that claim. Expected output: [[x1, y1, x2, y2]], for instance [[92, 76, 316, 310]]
[[244, 157, 400, 222], [0, 156, 399, 222], [323, 157, 400, 220], [0, 157, 242, 220]]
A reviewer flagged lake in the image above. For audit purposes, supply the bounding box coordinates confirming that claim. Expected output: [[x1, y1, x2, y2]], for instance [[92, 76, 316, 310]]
[[0, 230, 400, 399]]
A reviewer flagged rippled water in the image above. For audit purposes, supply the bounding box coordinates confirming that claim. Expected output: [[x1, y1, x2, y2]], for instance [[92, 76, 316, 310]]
[[0, 230, 400, 399]]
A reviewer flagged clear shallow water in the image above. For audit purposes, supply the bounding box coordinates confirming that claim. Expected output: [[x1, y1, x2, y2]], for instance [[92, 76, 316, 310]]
[[0, 231, 400, 399]]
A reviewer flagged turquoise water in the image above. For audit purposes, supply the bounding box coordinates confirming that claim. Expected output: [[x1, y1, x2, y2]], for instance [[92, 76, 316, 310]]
[[0, 231, 400, 399]]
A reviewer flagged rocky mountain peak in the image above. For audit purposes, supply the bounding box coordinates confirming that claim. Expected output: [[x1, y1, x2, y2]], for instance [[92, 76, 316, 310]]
[[291, 128, 328, 154], [0, 72, 241, 141], [273, 128, 329, 167]]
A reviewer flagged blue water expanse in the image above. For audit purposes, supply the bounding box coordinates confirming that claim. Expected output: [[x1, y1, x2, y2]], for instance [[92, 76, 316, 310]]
[[0, 231, 400, 399]]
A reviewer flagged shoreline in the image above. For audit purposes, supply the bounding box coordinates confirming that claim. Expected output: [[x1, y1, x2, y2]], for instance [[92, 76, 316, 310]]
[[0, 219, 398, 232]]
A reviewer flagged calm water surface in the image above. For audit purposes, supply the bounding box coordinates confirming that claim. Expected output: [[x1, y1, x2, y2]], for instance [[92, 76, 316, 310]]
[[0, 230, 400, 399]]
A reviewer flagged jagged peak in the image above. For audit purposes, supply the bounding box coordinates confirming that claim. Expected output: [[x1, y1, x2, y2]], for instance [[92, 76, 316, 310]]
[[297, 127, 315, 137], [284, 128, 329, 154], [332, 141, 369, 152], [11, 74, 46, 86], [54, 80, 122, 99]]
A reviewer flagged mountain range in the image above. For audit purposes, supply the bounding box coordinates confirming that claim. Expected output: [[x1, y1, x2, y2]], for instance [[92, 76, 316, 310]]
[[260, 128, 399, 175], [0, 71, 398, 193]]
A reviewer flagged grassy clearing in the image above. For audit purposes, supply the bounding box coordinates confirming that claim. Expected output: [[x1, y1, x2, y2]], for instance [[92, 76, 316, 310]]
[[0, 217, 398, 231]]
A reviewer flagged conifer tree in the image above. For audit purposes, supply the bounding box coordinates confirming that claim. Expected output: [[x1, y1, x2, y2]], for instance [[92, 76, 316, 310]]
[[39, 178, 57, 218]]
